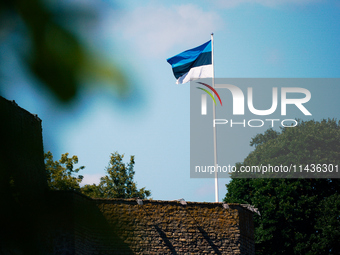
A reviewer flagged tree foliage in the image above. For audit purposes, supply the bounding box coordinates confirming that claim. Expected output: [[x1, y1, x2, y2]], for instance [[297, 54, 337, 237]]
[[45, 151, 151, 199], [224, 119, 340, 255], [44, 151, 84, 191], [82, 152, 151, 199], [0, 0, 127, 102]]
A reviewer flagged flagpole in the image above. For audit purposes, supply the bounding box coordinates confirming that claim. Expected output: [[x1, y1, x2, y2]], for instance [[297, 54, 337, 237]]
[[211, 33, 219, 202]]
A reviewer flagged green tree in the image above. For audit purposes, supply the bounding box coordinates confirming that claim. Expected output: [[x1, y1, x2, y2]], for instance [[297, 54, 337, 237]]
[[44, 151, 84, 191], [82, 152, 151, 199], [311, 193, 340, 254], [224, 119, 340, 255]]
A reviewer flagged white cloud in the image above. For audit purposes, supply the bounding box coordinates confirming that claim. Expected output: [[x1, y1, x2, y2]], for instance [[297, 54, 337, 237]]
[[214, 0, 322, 8], [81, 174, 102, 185], [110, 4, 223, 57]]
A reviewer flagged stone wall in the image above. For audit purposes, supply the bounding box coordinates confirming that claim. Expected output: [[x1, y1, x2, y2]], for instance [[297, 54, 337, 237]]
[[0, 96, 256, 254], [1, 96, 48, 254], [0, 96, 47, 201], [91, 198, 256, 255], [37, 192, 256, 255]]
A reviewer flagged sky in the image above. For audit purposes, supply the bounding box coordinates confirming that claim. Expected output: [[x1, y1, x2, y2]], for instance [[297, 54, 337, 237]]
[[2, 0, 340, 202]]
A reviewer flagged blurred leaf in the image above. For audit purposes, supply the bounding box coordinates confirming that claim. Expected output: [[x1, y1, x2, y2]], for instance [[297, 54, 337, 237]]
[[0, 0, 127, 102]]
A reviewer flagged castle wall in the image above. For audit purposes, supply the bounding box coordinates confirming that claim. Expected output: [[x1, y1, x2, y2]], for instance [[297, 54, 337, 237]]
[[0, 96, 255, 254], [0, 96, 47, 201], [38, 192, 256, 255], [89, 198, 255, 254]]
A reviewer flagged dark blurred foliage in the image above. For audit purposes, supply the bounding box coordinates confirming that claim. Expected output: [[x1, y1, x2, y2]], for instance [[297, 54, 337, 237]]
[[0, 0, 127, 102]]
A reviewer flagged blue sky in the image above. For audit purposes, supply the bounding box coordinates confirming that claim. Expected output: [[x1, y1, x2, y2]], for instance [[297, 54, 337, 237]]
[[3, 0, 340, 202]]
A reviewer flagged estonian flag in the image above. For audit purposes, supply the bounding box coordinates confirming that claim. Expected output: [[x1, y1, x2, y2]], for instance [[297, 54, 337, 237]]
[[167, 40, 212, 84]]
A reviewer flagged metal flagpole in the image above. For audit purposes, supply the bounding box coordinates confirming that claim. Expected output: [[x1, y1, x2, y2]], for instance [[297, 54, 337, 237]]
[[211, 33, 219, 202]]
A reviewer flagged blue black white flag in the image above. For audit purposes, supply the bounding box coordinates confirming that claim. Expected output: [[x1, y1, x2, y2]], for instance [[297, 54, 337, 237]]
[[167, 40, 212, 84]]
